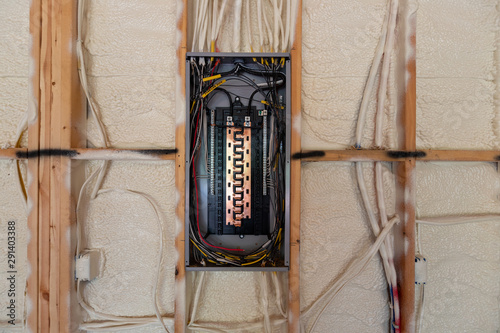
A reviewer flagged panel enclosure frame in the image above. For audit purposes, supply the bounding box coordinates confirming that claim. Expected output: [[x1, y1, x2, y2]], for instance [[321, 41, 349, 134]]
[[184, 52, 291, 271]]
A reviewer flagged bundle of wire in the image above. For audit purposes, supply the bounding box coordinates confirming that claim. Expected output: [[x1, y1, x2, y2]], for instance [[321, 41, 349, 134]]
[[188, 56, 286, 267]]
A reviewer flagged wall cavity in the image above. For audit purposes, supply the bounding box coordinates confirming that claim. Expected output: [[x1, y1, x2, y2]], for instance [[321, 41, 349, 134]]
[[416, 0, 500, 150], [300, 162, 396, 332], [416, 162, 500, 332], [0, 0, 30, 330], [81, 160, 176, 327], [84, 0, 177, 148], [302, 0, 399, 150]]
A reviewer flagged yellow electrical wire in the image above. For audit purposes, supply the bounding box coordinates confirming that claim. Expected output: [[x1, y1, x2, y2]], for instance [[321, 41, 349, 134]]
[[190, 239, 209, 258], [15, 130, 27, 202]]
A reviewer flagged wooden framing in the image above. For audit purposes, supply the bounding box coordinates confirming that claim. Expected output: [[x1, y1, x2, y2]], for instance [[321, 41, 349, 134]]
[[0, 0, 496, 332], [175, 0, 188, 331], [26, 0, 42, 331], [394, 4, 417, 331], [4, 148, 500, 162]]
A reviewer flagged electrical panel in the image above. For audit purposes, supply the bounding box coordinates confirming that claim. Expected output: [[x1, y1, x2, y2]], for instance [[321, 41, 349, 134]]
[[185, 53, 290, 271]]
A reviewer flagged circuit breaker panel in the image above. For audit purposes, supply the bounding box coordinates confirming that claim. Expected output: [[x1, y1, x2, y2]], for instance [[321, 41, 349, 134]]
[[208, 104, 269, 236], [185, 53, 290, 270]]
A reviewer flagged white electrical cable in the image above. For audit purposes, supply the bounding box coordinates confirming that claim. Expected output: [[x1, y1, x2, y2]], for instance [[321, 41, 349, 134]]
[[352, 1, 401, 330], [187, 317, 287, 333], [272, 272, 287, 318], [232, 0, 242, 52], [354, 0, 391, 147], [187, 271, 206, 327], [257, 0, 264, 51], [75, 172, 171, 332], [198, 0, 210, 52], [356, 162, 400, 330], [372, 2, 400, 324], [262, 0, 273, 52], [214, 0, 229, 47], [413, 214, 500, 331], [416, 215, 500, 226], [415, 284, 425, 333], [245, 0, 253, 52], [288, 0, 299, 50], [271, 0, 280, 53], [210, 0, 219, 47], [415, 223, 424, 333], [277, 0, 285, 52], [355, 163, 393, 284], [416, 222, 422, 255], [375, 0, 399, 148], [14, 109, 28, 209], [375, 162, 399, 322], [260, 272, 272, 333], [302, 216, 400, 333], [191, 0, 201, 52], [187, 271, 286, 330], [99, 188, 171, 333], [77, 0, 110, 199], [283, 0, 291, 51]]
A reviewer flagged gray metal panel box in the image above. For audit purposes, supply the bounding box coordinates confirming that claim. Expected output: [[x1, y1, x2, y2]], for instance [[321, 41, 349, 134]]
[[185, 53, 290, 271]]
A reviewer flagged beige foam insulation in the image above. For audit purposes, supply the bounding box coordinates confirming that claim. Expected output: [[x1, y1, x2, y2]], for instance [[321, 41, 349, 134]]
[[186, 271, 287, 332], [416, 162, 500, 332], [0, 161, 28, 330], [84, 0, 177, 148], [0, 0, 30, 331], [300, 162, 396, 332], [0, 0, 29, 147], [416, 0, 500, 150], [81, 160, 176, 330], [1, 0, 499, 331], [301, 0, 400, 150]]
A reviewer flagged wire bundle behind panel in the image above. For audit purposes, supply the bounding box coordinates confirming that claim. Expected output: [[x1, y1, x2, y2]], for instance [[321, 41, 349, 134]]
[[191, 0, 298, 53], [188, 56, 287, 267]]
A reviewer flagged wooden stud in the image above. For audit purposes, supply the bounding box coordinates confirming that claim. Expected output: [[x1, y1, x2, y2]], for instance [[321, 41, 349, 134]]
[[51, 0, 84, 331], [26, 0, 42, 330], [31, 0, 84, 331], [394, 3, 417, 332], [175, 0, 188, 332], [288, 0, 302, 332], [37, 0, 52, 328]]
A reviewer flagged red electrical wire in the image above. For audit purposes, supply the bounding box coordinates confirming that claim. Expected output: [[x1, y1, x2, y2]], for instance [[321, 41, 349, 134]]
[[192, 107, 244, 252]]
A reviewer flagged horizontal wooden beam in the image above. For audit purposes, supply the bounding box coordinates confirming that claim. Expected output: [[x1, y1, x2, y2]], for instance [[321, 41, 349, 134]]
[[0, 148, 176, 160], [418, 150, 500, 162], [297, 149, 500, 162], [3, 148, 499, 162], [0, 148, 27, 160], [72, 148, 177, 161]]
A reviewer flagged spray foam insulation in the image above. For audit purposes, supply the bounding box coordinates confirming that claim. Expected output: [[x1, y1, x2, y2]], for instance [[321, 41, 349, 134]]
[[416, 0, 500, 149], [84, 0, 177, 148], [0, 0, 30, 147], [416, 162, 500, 332], [0, 0, 30, 329], [1, 0, 500, 332]]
